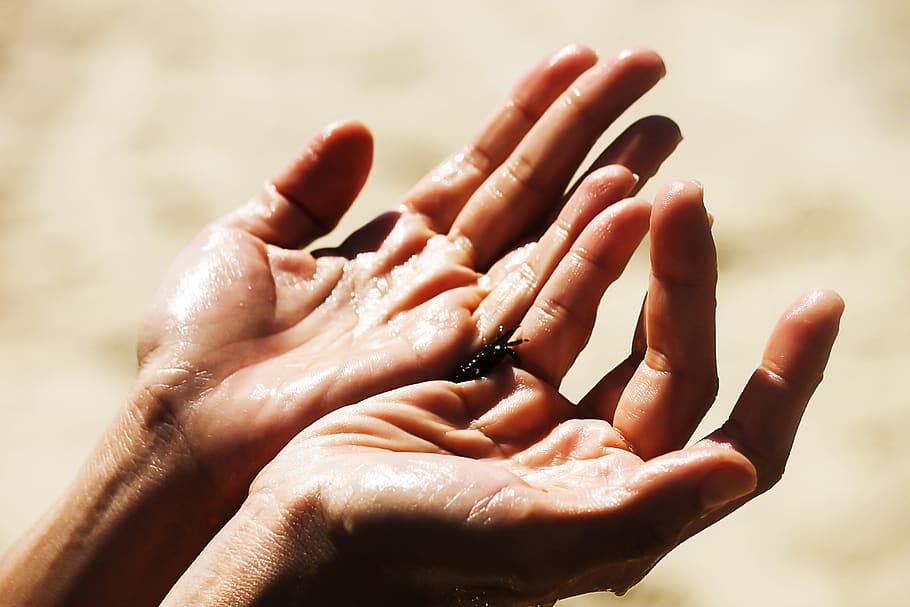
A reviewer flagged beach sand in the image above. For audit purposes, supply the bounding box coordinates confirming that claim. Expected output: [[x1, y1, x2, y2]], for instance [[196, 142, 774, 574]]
[[1, 1, 908, 604]]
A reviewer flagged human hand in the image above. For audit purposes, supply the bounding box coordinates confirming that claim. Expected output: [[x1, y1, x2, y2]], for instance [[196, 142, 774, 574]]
[[160, 182, 843, 606], [134, 45, 678, 508]]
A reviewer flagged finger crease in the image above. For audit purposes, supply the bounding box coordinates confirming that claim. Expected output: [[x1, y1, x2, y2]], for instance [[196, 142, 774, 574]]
[[503, 96, 538, 133], [500, 153, 545, 198], [570, 246, 615, 282], [534, 292, 583, 333], [459, 143, 495, 178], [267, 181, 333, 236], [558, 88, 602, 134]]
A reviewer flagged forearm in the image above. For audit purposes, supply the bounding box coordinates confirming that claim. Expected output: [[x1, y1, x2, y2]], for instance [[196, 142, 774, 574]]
[[0, 392, 234, 607], [161, 490, 336, 607]]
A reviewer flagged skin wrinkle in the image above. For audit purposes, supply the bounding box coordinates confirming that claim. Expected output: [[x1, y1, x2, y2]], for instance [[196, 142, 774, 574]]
[[465, 487, 502, 525], [377, 404, 450, 452], [716, 416, 786, 492], [562, 85, 602, 133], [500, 97, 538, 142], [642, 345, 675, 377], [649, 267, 713, 290], [549, 216, 573, 252], [270, 181, 335, 238], [115, 387, 235, 539], [607, 419, 639, 457], [760, 355, 822, 392], [499, 151, 545, 202], [572, 220, 625, 274], [458, 142, 495, 178], [534, 290, 581, 332], [259, 180, 334, 243], [132, 378, 213, 477], [514, 260, 540, 296], [465, 418, 510, 460]]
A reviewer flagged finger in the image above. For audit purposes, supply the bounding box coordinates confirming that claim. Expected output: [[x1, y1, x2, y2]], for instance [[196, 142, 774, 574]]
[[611, 181, 718, 459], [472, 166, 639, 342], [717, 288, 844, 492], [566, 115, 682, 203], [451, 49, 666, 269], [507, 116, 681, 252], [518, 198, 652, 386], [404, 44, 599, 231], [226, 120, 374, 249], [575, 294, 647, 422], [669, 289, 845, 543], [580, 208, 717, 421]]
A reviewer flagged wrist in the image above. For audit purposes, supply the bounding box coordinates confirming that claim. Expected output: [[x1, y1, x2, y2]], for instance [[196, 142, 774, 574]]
[[162, 488, 338, 606], [0, 383, 234, 607]]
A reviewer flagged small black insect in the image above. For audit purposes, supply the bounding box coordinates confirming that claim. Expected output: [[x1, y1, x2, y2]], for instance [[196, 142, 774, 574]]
[[451, 326, 527, 383]]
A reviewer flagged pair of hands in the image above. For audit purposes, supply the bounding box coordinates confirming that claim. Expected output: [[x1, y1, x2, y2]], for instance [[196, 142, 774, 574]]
[[153, 44, 842, 604], [1, 44, 843, 606]]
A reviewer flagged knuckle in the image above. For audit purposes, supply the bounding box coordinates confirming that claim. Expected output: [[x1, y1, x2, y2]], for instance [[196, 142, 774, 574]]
[[505, 95, 537, 129], [458, 143, 494, 177], [500, 152, 543, 196], [558, 87, 601, 131]]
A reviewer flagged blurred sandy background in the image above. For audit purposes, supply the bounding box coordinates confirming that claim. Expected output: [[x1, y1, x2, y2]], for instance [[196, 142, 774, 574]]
[[1, 1, 908, 605]]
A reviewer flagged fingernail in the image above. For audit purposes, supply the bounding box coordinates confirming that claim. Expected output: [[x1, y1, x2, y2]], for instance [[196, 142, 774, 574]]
[[706, 210, 715, 228], [688, 179, 704, 195], [700, 468, 756, 510], [631, 172, 641, 186]]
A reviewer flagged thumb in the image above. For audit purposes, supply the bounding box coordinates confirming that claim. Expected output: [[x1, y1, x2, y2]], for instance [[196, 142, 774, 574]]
[[229, 120, 374, 248]]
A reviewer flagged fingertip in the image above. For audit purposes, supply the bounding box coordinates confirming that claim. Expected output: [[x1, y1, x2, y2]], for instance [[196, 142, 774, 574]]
[[765, 289, 844, 377], [274, 119, 374, 192], [651, 179, 710, 234], [317, 119, 375, 170], [319, 118, 374, 145], [614, 195, 654, 220], [548, 42, 598, 67], [636, 114, 683, 144], [598, 195, 652, 237], [786, 288, 845, 322], [649, 179, 714, 279], [751, 292, 843, 418], [256, 121, 375, 247], [655, 179, 705, 208], [612, 47, 667, 79], [777, 288, 845, 345], [560, 166, 643, 233], [580, 164, 638, 195], [586, 115, 682, 194], [578, 48, 666, 97]]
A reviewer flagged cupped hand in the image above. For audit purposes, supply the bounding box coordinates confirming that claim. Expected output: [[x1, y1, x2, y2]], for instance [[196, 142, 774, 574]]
[[133, 45, 681, 505], [168, 182, 843, 606]]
